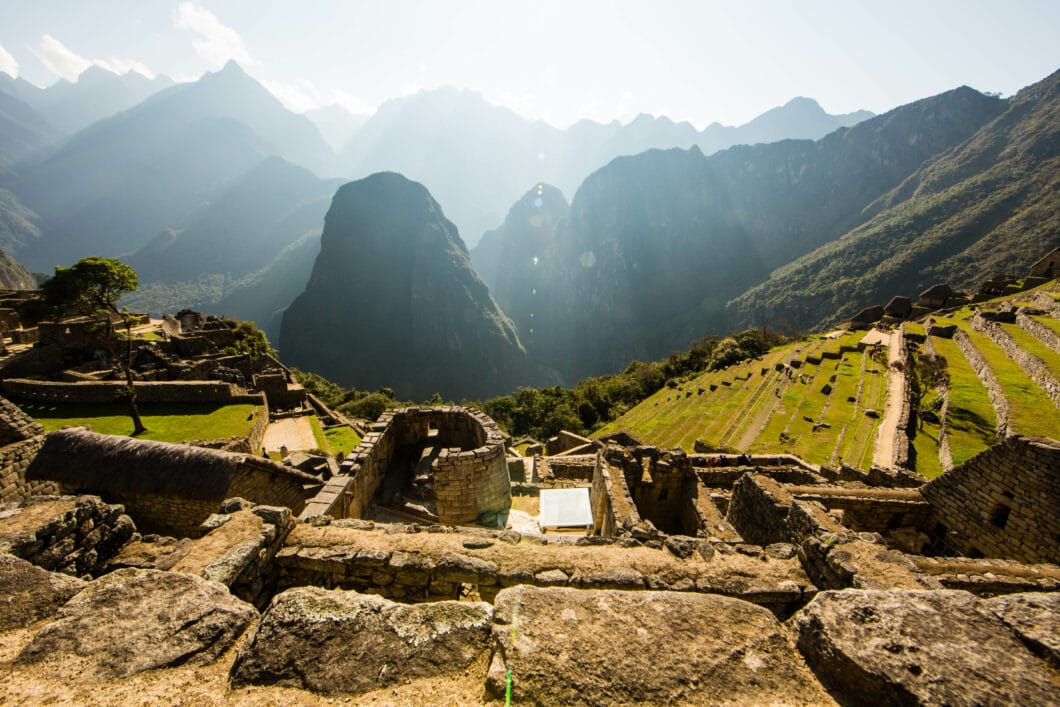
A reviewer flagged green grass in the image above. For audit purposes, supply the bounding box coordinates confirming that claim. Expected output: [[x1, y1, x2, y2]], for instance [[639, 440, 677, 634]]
[[305, 414, 362, 456], [930, 336, 998, 467], [20, 402, 259, 443], [910, 421, 944, 479], [324, 425, 362, 455], [835, 362, 887, 470]]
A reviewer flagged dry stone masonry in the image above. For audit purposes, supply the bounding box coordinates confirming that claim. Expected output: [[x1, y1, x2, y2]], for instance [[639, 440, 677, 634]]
[[0, 392, 1057, 704]]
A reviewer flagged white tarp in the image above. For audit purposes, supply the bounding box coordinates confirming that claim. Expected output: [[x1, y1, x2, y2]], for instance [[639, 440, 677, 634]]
[[539, 487, 593, 528]]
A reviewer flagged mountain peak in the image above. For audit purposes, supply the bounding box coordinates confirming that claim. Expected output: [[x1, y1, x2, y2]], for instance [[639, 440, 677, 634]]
[[783, 96, 824, 111], [219, 59, 248, 77]]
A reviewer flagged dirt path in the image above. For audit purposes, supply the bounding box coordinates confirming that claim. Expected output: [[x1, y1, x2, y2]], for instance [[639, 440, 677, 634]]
[[872, 329, 904, 469], [262, 417, 317, 454]]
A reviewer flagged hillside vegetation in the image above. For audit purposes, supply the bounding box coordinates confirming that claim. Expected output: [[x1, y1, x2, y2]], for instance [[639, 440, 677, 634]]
[[596, 280, 1060, 478]]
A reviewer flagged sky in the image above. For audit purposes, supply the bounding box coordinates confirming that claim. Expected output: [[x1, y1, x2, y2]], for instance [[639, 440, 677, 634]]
[[0, 0, 1057, 128]]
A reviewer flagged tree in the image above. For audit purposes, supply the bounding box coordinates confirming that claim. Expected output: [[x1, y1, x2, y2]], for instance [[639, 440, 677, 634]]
[[43, 257, 146, 434]]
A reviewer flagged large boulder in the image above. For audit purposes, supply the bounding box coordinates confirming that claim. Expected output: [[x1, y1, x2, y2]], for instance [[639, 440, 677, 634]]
[[792, 589, 1057, 705], [984, 592, 1060, 665], [0, 553, 86, 630], [486, 585, 834, 705], [230, 586, 493, 695], [17, 568, 255, 677]]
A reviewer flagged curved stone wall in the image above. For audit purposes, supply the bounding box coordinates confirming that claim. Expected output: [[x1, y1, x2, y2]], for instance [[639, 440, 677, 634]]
[[306, 406, 511, 526]]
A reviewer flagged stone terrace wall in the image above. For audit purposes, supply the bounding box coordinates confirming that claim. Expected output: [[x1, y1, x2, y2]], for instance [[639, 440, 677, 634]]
[[2, 378, 265, 405], [1017, 311, 1060, 354], [921, 436, 1060, 564], [302, 407, 510, 526], [972, 312, 1060, 407], [953, 330, 1011, 436]]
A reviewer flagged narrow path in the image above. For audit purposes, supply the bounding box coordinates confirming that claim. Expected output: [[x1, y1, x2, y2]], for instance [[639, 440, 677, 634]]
[[872, 329, 904, 469], [262, 417, 316, 454]]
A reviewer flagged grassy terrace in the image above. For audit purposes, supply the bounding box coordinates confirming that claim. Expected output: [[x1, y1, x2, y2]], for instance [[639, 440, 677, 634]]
[[833, 353, 887, 471], [597, 330, 874, 467], [20, 402, 260, 443], [929, 335, 998, 467], [596, 344, 796, 450], [935, 313, 1060, 438], [1001, 321, 1060, 372]]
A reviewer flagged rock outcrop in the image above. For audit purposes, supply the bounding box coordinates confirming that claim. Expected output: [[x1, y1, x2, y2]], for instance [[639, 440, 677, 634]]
[[0, 553, 85, 630], [17, 568, 256, 677], [230, 586, 493, 695], [791, 589, 1057, 705], [279, 172, 540, 400], [485, 585, 834, 705]]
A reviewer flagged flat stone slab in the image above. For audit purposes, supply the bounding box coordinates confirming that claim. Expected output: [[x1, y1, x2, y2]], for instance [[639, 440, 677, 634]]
[[230, 586, 493, 696], [17, 568, 256, 677], [486, 585, 834, 705], [792, 589, 1057, 705], [0, 553, 85, 630]]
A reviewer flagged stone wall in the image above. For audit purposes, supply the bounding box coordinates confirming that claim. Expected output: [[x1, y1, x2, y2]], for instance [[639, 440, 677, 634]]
[[726, 474, 794, 546], [0, 495, 136, 577], [972, 312, 1060, 407], [921, 436, 1060, 564], [0, 397, 54, 504], [1017, 312, 1060, 355], [302, 407, 510, 526], [953, 330, 1010, 436], [246, 406, 269, 455], [2, 378, 264, 405], [534, 455, 595, 483], [274, 521, 812, 611], [0, 436, 53, 504], [590, 454, 640, 537], [785, 487, 931, 535]]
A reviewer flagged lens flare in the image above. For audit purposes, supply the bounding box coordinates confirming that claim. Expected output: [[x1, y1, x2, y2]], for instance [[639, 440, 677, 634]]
[[579, 251, 596, 268]]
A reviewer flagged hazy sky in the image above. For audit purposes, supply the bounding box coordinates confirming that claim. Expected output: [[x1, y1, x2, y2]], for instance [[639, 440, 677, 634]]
[[1, 1, 1057, 127]]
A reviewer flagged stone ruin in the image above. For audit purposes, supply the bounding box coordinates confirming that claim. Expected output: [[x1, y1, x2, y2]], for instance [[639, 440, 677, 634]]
[[301, 406, 512, 527], [0, 400, 1058, 703]]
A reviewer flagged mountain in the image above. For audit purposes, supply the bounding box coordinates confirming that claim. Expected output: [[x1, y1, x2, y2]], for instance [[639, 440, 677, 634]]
[[0, 66, 174, 136], [0, 247, 36, 289], [129, 156, 340, 282], [342, 88, 872, 246], [305, 104, 369, 152], [0, 90, 61, 172], [0, 188, 41, 254], [697, 97, 875, 154], [279, 172, 542, 400], [470, 183, 570, 348], [10, 61, 334, 270], [728, 69, 1060, 329], [121, 156, 340, 343], [495, 85, 1006, 382]]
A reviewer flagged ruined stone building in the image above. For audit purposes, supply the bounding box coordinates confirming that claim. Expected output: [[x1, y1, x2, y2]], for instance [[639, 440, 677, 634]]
[[1, 400, 1058, 704]]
